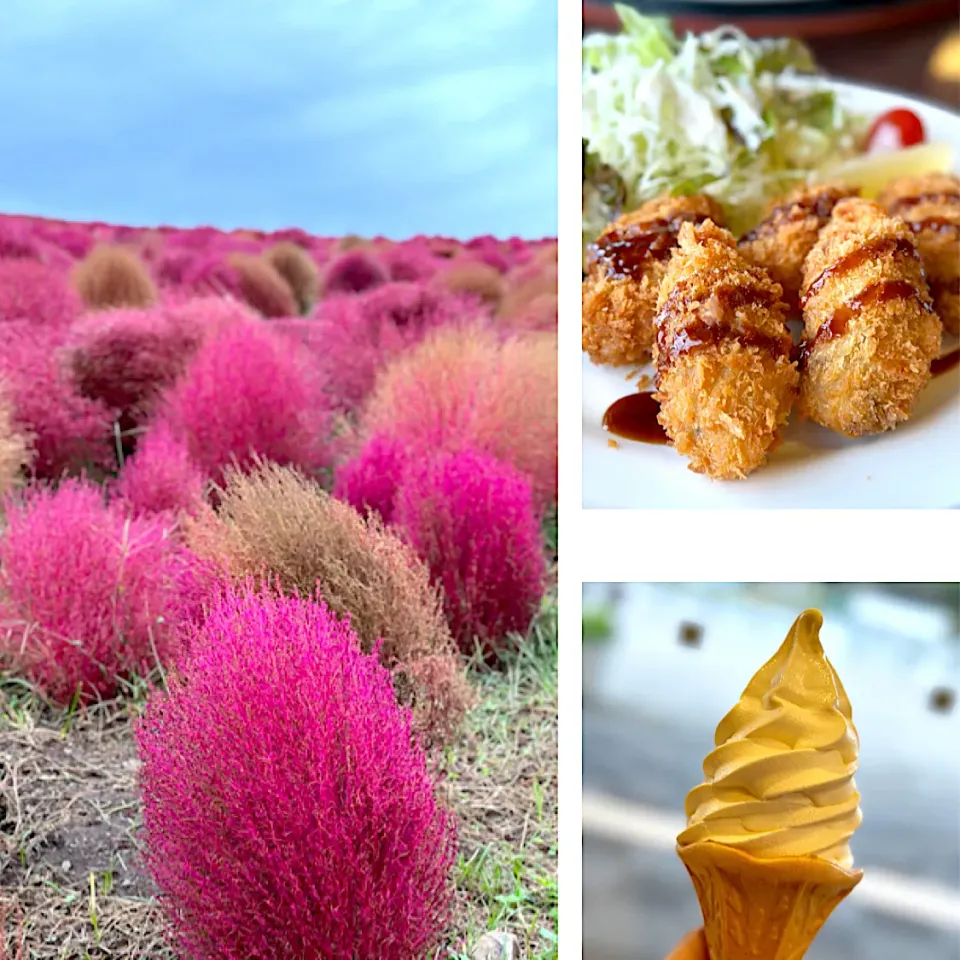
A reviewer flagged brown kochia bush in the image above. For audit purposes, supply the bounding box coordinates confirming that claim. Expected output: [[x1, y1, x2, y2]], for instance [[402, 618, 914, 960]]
[[72, 244, 158, 310], [226, 254, 298, 318], [336, 234, 370, 252], [263, 242, 320, 315], [0, 379, 30, 499], [497, 265, 557, 321], [185, 461, 472, 744], [436, 261, 504, 308]]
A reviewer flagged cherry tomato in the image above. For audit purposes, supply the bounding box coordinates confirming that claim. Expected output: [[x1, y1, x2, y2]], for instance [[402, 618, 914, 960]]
[[865, 108, 926, 154]]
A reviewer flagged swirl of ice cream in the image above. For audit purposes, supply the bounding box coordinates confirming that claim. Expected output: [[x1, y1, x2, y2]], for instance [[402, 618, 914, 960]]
[[677, 609, 862, 869]]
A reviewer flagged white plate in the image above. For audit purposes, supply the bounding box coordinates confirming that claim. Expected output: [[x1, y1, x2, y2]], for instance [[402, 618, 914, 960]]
[[582, 80, 960, 509]]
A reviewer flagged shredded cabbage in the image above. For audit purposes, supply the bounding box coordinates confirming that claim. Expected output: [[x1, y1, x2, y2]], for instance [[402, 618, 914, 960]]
[[582, 7, 866, 247]]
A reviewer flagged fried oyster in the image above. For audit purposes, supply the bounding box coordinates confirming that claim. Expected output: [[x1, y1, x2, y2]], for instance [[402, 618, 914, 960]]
[[654, 220, 798, 480], [797, 198, 942, 437], [877, 172, 960, 336], [739, 183, 857, 313], [582, 194, 726, 366]]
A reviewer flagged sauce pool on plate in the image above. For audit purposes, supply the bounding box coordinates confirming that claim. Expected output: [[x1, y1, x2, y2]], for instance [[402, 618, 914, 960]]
[[602, 392, 669, 444]]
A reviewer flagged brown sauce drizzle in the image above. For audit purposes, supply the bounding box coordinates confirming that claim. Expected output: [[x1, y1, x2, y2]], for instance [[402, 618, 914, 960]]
[[602, 392, 668, 444], [740, 189, 843, 244], [889, 191, 960, 214], [799, 279, 934, 366], [904, 217, 960, 237], [800, 236, 920, 308], [591, 213, 709, 282], [654, 284, 790, 383], [931, 348, 960, 377]]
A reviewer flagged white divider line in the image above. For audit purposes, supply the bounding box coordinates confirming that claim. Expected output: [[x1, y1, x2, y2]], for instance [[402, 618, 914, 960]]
[[582, 791, 960, 932]]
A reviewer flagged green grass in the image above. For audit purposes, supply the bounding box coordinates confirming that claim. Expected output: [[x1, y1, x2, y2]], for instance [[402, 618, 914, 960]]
[[441, 591, 559, 958], [542, 505, 558, 564]]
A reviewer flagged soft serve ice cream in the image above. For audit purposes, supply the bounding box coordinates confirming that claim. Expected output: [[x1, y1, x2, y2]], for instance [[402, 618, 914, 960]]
[[677, 609, 862, 869]]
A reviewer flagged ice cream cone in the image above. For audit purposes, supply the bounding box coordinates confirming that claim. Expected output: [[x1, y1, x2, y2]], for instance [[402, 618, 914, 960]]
[[677, 840, 862, 960]]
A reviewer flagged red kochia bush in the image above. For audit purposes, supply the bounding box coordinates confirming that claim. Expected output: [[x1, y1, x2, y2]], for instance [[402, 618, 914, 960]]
[[154, 323, 331, 484], [0, 480, 204, 702], [321, 249, 389, 297], [395, 448, 545, 658], [135, 584, 456, 960], [66, 306, 209, 419]]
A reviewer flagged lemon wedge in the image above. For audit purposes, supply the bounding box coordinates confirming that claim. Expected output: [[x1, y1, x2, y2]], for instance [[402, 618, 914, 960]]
[[812, 142, 956, 198], [930, 31, 960, 82]]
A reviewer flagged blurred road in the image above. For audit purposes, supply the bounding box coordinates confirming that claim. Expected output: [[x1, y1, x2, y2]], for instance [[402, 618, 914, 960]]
[[582, 585, 960, 960]]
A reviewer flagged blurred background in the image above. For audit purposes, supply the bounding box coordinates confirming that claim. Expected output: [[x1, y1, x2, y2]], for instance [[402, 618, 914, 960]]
[[0, 0, 557, 238], [583, 1, 960, 108], [583, 582, 960, 960]]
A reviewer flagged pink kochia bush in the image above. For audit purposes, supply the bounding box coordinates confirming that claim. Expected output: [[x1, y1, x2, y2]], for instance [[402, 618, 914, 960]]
[[0, 480, 205, 703], [0, 220, 42, 260], [135, 584, 457, 960], [179, 254, 245, 300], [0, 322, 115, 479], [333, 433, 408, 523], [0, 260, 83, 326], [154, 323, 331, 484], [315, 282, 476, 412], [380, 242, 439, 282], [395, 448, 545, 657], [113, 422, 206, 518]]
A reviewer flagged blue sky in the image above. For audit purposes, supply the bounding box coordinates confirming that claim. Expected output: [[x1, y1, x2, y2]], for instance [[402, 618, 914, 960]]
[[0, 0, 557, 239]]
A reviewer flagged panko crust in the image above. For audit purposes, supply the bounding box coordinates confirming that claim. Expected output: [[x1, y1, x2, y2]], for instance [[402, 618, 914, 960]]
[[658, 347, 798, 480], [877, 172, 960, 336], [798, 198, 942, 437], [654, 219, 798, 479], [582, 194, 726, 366], [738, 183, 856, 313], [581, 270, 660, 366]]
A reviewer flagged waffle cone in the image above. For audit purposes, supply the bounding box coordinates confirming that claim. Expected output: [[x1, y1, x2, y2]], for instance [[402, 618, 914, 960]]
[[677, 841, 862, 960]]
